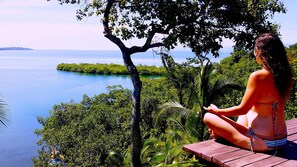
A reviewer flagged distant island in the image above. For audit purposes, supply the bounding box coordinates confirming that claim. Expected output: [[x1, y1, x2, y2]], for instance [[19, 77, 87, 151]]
[[0, 47, 33, 50]]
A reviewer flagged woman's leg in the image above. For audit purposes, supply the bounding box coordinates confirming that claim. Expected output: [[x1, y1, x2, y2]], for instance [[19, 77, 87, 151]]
[[203, 112, 268, 152], [208, 115, 248, 139], [237, 115, 248, 126], [209, 115, 247, 139]]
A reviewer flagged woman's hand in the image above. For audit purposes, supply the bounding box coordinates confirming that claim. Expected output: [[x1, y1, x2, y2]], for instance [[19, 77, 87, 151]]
[[203, 104, 218, 114]]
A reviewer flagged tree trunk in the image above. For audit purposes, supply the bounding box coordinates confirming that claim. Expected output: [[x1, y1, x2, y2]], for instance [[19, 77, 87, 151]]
[[102, 2, 161, 165], [122, 50, 142, 167], [199, 108, 206, 141]]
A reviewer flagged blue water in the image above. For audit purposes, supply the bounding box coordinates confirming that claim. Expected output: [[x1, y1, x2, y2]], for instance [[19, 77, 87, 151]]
[[0, 50, 228, 166]]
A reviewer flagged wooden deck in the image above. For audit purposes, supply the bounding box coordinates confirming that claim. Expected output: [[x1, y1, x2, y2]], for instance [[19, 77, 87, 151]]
[[183, 118, 297, 167]]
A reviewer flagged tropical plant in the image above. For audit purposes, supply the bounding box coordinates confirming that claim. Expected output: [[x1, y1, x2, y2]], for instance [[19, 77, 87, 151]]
[[160, 53, 199, 109], [285, 43, 297, 119], [141, 118, 201, 166], [157, 58, 242, 141], [197, 59, 243, 140]]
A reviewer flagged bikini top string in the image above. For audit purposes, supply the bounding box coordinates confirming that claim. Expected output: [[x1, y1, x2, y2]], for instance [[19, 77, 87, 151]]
[[272, 102, 279, 156], [249, 102, 279, 154]]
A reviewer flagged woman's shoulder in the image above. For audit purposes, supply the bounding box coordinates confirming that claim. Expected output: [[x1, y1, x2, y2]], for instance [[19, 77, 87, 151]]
[[252, 69, 270, 75], [250, 69, 271, 79], [248, 70, 272, 84]]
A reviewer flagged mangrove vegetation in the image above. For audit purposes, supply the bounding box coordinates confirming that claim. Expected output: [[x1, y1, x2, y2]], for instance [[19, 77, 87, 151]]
[[57, 63, 166, 76]]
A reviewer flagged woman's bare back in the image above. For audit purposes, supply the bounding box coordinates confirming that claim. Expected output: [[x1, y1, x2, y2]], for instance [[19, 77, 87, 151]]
[[247, 69, 287, 139]]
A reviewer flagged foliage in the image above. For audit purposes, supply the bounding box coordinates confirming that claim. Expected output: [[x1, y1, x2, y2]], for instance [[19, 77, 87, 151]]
[[212, 50, 260, 108], [53, 0, 285, 57], [33, 85, 132, 166], [140, 129, 200, 167], [161, 53, 200, 109], [140, 78, 178, 133], [57, 63, 166, 76], [194, 59, 243, 140], [215, 50, 260, 85], [158, 58, 243, 141], [155, 102, 192, 128], [33, 79, 182, 166], [137, 78, 200, 166], [285, 44, 297, 119]]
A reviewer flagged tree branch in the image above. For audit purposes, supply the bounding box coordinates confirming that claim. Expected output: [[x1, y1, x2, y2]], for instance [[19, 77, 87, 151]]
[[103, 0, 127, 51], [103, 0, 114, 35], [129, 27, 165, 54], [129, 42, 164, 54]]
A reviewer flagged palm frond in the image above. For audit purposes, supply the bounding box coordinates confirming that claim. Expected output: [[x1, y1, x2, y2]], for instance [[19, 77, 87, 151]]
[[167, 118, 187, 134], [155, 101, 191, 127], [166, 118, 198, 145], [208, 79, 242, 104]]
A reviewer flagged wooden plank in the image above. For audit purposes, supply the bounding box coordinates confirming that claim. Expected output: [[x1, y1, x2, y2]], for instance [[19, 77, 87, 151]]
[[223, 153, 271, 167], [287, 126, 297, 135], [243, 156, 288, 167], [183, 140, 217, 157], [212, 149, 253, 166], [287, 124, 297, 129], [285, 118, 297, 126], [287, 133, 297, 141], [273, 160, 297, 166], [200, 145, 240, 162]]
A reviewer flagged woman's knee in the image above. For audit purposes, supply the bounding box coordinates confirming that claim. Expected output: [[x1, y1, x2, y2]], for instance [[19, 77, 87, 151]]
[[203, 112, 217, 124]]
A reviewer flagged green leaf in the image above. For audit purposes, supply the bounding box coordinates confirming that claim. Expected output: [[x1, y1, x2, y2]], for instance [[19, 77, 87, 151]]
[[150, 152, 166, 164]]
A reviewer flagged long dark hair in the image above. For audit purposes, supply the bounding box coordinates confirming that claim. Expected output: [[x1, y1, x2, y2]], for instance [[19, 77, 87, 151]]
[[254, 33, 293, 99]]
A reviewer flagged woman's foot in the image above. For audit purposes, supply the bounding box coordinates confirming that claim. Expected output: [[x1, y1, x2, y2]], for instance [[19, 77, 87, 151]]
[[208, 129, 220, 139]]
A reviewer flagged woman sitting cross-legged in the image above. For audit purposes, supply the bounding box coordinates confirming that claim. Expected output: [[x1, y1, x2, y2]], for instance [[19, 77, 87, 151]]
[[203, 33, 293, 152]]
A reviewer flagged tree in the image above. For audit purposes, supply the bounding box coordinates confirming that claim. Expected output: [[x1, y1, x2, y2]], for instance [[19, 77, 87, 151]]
[[160, 53, 199, 109], [48, 0, 285, 166]]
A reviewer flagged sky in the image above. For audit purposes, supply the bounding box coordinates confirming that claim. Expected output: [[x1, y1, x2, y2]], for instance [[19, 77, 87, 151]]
[[0, 0, 296, 51]]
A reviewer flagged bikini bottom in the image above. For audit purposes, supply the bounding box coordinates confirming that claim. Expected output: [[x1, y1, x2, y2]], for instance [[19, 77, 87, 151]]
[[248, 127, 287, 151], [264, 138, 287, 150]]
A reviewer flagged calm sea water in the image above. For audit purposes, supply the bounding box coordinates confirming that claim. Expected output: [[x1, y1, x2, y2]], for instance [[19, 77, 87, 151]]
[[0, 50, 227, 166]]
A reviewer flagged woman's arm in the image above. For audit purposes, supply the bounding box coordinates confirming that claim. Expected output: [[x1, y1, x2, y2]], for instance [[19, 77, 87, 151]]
[[205, 71, 262, 116]]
